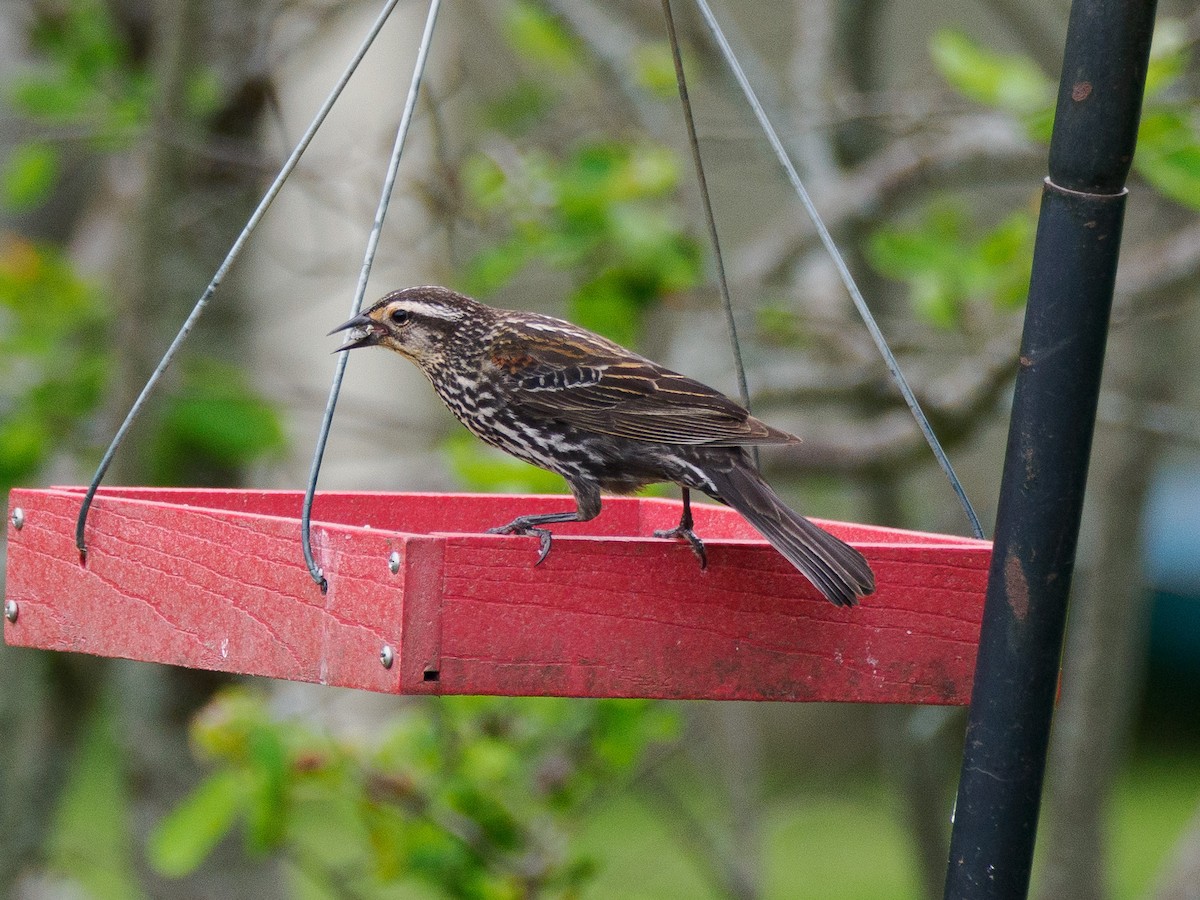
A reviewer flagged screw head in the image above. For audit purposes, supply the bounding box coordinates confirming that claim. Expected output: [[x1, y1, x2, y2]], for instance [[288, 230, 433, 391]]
[[10, 508, 24, 530], [4, 600, 17, 623], [388, 551, 401, 574], [380, 644, 395, 669]]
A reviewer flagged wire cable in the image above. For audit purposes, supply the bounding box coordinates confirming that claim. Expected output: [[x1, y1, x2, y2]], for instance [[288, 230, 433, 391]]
[[660, 2, 749, 409], [75, 0, 407, 558], [660, 0, 760, 469], [301, 0, 443, 590], [692, 0, 985, 539]]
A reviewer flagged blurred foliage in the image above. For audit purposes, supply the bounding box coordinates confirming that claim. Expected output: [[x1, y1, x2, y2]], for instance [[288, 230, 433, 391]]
[[445, 431, 569, 495], [450, 0, 701, 493], [148, 357, 286, 485], [1, 141, 60, 212], [4, 0, 152, 193], [929, 30, 1055, 135], [47, 692, 144, 900], [871, 20, 1200, 322], [2, 0, 221, 205], [459, 142, 700, 347], [461, 0, 702, 345], [150, 688, 680, 899], [0, 0, 284, 496], [631, 43, 690, 100], [500, 1, 581, 76], [867, 202, 1035, 330], [0, 233, 109, 494]]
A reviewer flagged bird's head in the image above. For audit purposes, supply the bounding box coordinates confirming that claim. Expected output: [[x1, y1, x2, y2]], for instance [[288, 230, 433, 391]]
[[329, 286, 488, 368]]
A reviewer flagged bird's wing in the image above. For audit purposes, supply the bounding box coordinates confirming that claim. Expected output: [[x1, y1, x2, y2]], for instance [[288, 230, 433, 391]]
[[486, 323, 798, 447]]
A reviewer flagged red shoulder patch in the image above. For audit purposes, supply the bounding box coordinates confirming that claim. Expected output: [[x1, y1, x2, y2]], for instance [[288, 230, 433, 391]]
[[490, 352, 535, 374]]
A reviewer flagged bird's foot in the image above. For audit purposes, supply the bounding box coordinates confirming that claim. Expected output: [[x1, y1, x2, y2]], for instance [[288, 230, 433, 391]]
[[654, 523, 708, 570], [487, 519, 555, 565]]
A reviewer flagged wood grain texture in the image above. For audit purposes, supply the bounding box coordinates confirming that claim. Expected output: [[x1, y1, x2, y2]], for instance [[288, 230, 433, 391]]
[[5, 488, 990, 703]]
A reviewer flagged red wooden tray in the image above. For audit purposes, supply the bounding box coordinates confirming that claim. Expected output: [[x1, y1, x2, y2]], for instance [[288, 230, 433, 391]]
[[4, 487, 990, 703]]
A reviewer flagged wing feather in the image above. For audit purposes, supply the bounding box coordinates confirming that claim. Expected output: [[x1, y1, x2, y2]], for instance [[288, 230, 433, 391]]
[[486, 318, 798, 447]]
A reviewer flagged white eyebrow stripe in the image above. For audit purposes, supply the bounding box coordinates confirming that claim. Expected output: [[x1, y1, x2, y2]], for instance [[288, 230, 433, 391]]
[[398, 301, 464, 321]]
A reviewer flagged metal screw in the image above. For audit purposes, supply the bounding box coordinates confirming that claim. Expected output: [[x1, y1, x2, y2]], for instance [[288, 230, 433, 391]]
[[380, 645, 395, 669], [4, 600, 17, 624], [10, 508, 24, 530], [388, 551, 401, 574]]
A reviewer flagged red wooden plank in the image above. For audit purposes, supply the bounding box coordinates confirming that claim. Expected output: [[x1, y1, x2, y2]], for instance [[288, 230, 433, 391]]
[[5, 488, 408, 692], [5, 487, 990, 703]]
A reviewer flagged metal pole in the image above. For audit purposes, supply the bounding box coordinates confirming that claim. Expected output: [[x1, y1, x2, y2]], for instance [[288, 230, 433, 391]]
[[944, 1, 1158, 897]]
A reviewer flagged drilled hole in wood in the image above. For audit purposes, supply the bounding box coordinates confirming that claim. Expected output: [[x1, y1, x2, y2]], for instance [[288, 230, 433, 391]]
[[423, 668, 440, 682]]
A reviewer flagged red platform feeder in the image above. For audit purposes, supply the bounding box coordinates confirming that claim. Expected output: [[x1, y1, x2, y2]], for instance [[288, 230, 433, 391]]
[[4, 487, 990, 703]]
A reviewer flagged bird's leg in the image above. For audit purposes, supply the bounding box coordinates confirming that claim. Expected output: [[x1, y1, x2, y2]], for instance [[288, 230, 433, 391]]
[[654, 487, 708, 570], [487, 510, 579, 564], [487, 482, 601, 565]]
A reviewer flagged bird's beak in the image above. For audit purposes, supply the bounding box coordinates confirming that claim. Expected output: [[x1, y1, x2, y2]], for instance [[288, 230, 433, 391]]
[[328, 313, 380, 351]]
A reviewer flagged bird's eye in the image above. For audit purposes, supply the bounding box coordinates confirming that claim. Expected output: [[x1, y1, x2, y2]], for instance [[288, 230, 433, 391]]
[[389, 309, 411, 326]]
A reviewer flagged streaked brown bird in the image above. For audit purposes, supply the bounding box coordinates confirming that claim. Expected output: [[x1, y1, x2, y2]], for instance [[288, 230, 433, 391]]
[[331, 285, 875, 606]]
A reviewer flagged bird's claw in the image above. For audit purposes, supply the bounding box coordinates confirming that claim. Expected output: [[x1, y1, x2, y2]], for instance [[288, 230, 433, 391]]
[[654, 524, 708, 570], [534, 529, 553, 565], [487, 521, 555, 565]]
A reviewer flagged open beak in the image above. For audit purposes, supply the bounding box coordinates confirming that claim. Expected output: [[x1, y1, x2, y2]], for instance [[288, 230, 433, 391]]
[[328, 313, 380, 351]]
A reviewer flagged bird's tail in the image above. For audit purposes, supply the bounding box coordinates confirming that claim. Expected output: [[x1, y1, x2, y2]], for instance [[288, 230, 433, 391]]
[[706, 463, 875, 606]]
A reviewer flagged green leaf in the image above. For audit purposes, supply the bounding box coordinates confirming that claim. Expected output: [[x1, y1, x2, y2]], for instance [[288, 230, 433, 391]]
[[151, 357, 285, 482], [592, 700, 679, 770], [1023, 105, 1056, 144], [9, 76, 93, 120], [362, 802, 411, 881], [47, 695, 144, 900], [463, 154, 510, 210], [482, 81, 554, 134], [444, 784, 522, 850], [459, 239, 529, 297], [243, 726, 289, 853], [866, 199, 1034, 328], [148, 770, 243, 877], [866, 203, 965, 280], [2, 142, 60, 211], [161, 393, 284, 465], [930, 30, 1053, 114], [461, 737, 521, 787], [619, 145, 679, 198], [55, 0, 127, 78], [910, 276, 961, 329], [0, 413, 51, 484], [502, 1, 578, 73], [568, 274, 643, 346], [1135, 109, 1200, 210], [976, 212, 1034, 309], [632, 43, 682, 99]]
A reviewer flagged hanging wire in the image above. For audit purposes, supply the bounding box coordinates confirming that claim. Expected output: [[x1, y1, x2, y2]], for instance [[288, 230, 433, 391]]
[[660, 0, 759, 470], [692, 0, 985, 540], [74, 0, 406, 558], [659, 3, 749, 409], [301, 0, 443, 591]]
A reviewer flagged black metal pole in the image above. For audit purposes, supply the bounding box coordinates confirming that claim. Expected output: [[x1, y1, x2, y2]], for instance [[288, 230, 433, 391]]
[[943, 2, 1158, 898]]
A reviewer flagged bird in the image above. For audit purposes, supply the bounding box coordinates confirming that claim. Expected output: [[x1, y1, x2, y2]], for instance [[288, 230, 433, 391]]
[[330, 285, 875, 606]]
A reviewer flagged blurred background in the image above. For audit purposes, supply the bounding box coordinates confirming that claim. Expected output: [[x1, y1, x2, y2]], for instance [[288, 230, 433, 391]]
[[2, 0, 1199, 897]]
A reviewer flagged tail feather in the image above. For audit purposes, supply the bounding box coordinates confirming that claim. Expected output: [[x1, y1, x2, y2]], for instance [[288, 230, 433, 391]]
[[706, 464, 875, 606]]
